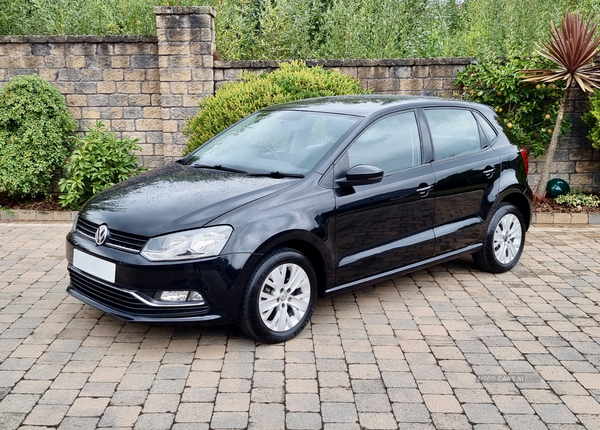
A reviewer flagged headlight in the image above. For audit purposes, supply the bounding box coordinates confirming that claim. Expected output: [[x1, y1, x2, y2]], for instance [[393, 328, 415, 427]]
[[140, 226, 233, 261]]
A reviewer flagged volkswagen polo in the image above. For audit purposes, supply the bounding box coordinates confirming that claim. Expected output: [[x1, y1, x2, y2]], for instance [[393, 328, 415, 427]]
[[66, 95, 533, 343]]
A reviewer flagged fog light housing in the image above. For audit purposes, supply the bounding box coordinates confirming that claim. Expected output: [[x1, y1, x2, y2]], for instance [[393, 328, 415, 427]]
[[188, 291, 204, 302], [157, 291, 188, 302], [155, 290, 205, 305]]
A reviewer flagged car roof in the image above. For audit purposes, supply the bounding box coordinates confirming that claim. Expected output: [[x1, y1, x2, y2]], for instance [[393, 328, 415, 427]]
[[262, 95, 494, 117]]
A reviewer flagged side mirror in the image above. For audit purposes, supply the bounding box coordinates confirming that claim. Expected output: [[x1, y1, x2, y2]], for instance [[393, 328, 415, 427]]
[[336, 164, 384, 187]]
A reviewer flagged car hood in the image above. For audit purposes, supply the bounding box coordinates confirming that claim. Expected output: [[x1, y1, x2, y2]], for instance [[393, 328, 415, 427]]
[[79, 163, 300, 237]]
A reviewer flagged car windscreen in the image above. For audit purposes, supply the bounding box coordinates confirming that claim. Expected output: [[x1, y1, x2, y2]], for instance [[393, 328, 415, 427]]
[[184, 110, 361, 175]]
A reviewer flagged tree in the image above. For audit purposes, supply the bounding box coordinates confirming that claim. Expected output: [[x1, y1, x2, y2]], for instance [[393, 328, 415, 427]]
[[521, 11, 600, 197]]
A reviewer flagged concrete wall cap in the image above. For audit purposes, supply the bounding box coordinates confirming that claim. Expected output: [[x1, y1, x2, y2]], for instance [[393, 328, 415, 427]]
[[215, 57, 477, 70], [154, 6, 216, 17], [0, 35, 157, 43]]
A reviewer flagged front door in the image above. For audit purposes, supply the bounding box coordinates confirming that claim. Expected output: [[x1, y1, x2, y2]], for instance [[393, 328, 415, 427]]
[[332, 110, 436, 289]]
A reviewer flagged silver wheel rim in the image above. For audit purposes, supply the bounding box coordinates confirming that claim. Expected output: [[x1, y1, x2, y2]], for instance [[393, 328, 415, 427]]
[[493, 213, 522, 265], [259, 263, 311, 332]]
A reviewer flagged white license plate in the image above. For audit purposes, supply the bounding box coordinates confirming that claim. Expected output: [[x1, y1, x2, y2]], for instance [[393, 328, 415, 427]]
[[73, 249, 116, 283]]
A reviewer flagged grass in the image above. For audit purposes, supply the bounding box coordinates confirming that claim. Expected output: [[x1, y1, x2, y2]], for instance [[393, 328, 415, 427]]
[[1, 0, 599, 60]]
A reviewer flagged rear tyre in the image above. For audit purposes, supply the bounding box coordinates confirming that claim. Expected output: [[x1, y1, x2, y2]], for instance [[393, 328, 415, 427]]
[[473, 203, 525, 273], [239, 248, 317, 343]]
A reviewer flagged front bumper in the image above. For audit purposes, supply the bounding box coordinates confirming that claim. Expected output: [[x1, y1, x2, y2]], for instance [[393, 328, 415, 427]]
[[66, 231, 253, 324]]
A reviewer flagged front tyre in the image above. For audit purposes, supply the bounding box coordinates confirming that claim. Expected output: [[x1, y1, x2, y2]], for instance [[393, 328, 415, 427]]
[[473, 203, 525, 273], [239, 248, 317, 343]]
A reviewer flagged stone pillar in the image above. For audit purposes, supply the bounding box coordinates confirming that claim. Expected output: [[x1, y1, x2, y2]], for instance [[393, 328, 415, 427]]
[[155, 6, 215, 162]]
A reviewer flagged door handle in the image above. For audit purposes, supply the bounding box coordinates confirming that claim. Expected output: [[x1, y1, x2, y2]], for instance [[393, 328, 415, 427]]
[[417, 183, 433, 197], [483, 166, 495, 178]]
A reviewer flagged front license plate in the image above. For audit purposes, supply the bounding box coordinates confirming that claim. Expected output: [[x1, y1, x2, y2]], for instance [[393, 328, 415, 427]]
[[73, 249, 116, 283]]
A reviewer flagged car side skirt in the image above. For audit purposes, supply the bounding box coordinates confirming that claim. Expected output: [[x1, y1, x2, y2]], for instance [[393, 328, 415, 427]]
[[325, 243, 482, 295]]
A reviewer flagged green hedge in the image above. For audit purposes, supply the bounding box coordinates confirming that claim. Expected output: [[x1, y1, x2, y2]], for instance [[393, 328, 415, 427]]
[[0, 75, 76, 197], [583, 91, 600, 151]]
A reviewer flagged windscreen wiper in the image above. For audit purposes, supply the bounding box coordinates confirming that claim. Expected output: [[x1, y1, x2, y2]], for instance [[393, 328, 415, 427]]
[[191, 164, 248, 174], [248, 171, 305, 179]]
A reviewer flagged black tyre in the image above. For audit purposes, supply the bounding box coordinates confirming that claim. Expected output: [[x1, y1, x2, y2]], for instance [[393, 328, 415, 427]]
[[239, 247, 318, 343], [472, 203, 525, 273]]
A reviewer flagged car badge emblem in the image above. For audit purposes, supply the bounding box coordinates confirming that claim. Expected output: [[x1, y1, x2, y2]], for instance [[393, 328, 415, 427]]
[[95, 224, 110, 246]]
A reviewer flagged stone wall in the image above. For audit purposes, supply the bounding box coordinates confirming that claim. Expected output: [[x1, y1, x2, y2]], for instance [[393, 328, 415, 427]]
[[214, 57, 474, 96], [0, 34, 160, 167], [0, 6, 598, 191], [0, 6, 215, 168], [156, 7, 215, 159]]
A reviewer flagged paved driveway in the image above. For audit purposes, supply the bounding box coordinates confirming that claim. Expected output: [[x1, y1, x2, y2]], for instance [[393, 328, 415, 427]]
[[1, 223, 600, 430]]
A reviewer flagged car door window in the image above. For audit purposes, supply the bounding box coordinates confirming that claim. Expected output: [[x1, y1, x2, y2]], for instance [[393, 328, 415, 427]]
[[474, 111, 498, 144], [347, 111, 421, 174], [425, 109, 481, 160]]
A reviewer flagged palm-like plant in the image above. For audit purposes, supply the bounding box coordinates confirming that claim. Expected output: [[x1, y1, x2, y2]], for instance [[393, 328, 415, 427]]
[[521, 11, 600, 197]]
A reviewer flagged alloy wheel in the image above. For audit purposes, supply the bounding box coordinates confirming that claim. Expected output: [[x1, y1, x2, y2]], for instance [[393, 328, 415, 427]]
[[258, 263, 311, 332], [492, 213, 523, 265]]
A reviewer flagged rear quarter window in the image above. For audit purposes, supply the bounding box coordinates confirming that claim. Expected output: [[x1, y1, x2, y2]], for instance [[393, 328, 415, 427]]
[[474, 111, 498, 144]]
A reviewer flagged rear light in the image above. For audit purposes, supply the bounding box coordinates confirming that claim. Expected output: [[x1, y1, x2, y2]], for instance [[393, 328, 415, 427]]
[[520, 148, 529, 175]]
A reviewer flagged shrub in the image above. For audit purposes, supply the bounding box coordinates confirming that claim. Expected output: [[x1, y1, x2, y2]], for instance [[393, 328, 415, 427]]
[[555, 191, 600, 208], [0, 74, 76, 197], [583, 90, 600, 150], [58, 122, 146, 209], [184, 61, 367, 154], [454, 56, 570, 157]]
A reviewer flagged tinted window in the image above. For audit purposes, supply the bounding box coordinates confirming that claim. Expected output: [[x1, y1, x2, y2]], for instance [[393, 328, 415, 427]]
[[348, 111, 421, 174], [474, 111, 498, 143], [425, 109, 481, 160]]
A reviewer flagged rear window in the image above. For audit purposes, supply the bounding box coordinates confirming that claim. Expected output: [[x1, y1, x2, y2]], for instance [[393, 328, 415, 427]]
[[425, 109, 481, 160]]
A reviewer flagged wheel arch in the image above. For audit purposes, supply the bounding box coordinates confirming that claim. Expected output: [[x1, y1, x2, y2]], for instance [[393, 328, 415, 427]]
[[499, 191, 532, 230], [246, 231, 331, 297]]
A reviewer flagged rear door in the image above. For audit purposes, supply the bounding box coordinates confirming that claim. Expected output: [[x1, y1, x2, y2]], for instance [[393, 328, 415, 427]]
[[422, 108, 501, 256], [332, 110, 436, 289]]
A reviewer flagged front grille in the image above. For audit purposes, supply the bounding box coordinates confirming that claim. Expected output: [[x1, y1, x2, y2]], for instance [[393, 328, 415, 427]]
[[69, 269, 209, 319], [76, 218, 148, 253]]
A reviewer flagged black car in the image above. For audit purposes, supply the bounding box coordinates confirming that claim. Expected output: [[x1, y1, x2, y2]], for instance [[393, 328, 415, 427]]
[[66, 95, 532, 343]]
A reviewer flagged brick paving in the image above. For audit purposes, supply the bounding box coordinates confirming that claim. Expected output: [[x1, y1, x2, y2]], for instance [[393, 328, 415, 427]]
[[1, 222, 600, 429]]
